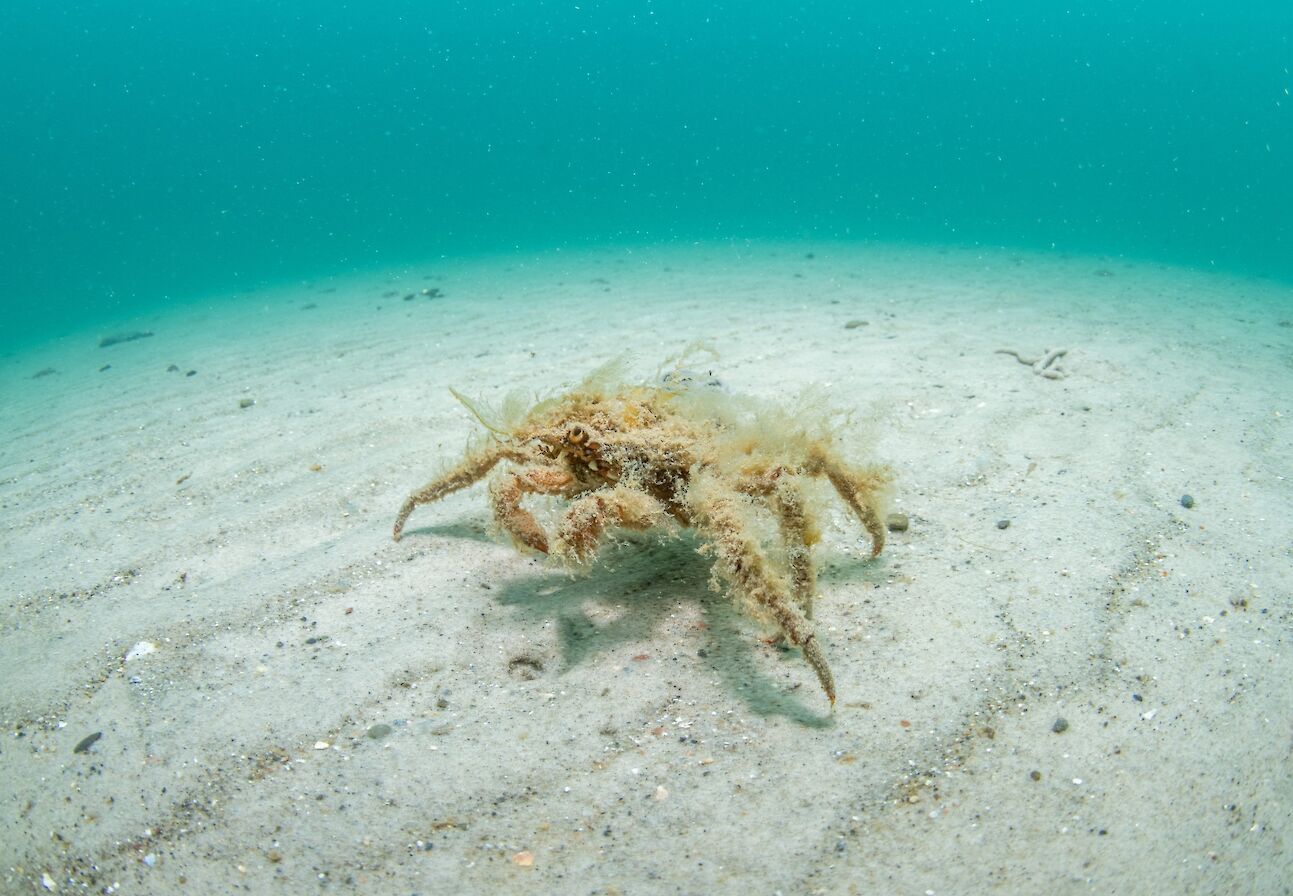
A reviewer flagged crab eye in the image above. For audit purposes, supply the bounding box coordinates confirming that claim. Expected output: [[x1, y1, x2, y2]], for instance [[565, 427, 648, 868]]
[[568, 425, 588, 445]]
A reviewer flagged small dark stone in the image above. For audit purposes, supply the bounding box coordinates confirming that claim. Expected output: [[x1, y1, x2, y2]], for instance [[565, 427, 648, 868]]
[[996, 519, 1011, 530], [1030, 770, 1042, 781], [1132, 693, 1142, 702], [403, 293, 416, 301], [167, 364, 180, 372], [99, 364, 111, 372], [697, 648, 708, 658], [238, 398, 255, 409], [73, 732, 103, 754], [1180, 494, 1195, 509], [185, 370, 197, 377], [98, 331, 153, 348], [886, 512, 909, 532], [366, 724, 392, 740], [1052, 717, 1069, 734], [844, 319, 869, 329]]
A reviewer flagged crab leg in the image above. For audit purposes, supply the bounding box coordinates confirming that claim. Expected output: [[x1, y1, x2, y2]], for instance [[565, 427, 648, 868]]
[[393, 444, 531, 541], [689, 484, 835, 706], [737, 470, 820, 619], [769, 478, 819, 620], [806, 447, 892, 558]]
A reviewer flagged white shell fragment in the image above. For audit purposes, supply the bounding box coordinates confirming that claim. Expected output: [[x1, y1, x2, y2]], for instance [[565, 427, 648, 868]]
[[124, 641, 158, 662]]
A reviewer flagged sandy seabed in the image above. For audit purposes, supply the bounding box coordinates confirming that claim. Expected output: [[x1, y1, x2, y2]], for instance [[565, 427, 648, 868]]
[[1, 242, 1290, 895]]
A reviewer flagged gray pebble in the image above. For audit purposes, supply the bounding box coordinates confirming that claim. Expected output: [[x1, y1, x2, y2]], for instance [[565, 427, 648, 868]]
[[996, 519, 1011, 530], [238, 398, 255, 409], [1180, 494, 1195, 509], [73, 731, 102, 754], [844, 319, 869, 329], [1052, 717, 1069, 734], [366, 724, 393, 740], [886, 512, 909, 532]]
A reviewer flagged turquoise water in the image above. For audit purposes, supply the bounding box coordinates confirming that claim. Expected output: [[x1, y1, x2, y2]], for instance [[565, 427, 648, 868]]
[[2, 2, 1290, 348]]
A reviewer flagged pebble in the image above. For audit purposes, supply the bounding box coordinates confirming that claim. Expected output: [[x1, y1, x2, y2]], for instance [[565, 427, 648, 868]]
[[239, 398, 255, 409], [1030, 770, 1042, 781], [996, 519, 1011, 530], [1180, 494, 1195, 509], [367, 724, 392, 740], [142, 853, 156, 868], [844, 319, 869, 329], [73, 732, 102, 754], [886, 512, 909, 532], [1052, 717, 1069, 734]]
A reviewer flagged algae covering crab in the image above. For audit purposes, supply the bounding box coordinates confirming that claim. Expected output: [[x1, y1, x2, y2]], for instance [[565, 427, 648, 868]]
[[392, 362, 893, 706]]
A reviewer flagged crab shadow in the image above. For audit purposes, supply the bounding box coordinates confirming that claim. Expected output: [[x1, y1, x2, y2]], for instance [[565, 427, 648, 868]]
[[401, 520, 494, 544], [493, 535, 841, 727]]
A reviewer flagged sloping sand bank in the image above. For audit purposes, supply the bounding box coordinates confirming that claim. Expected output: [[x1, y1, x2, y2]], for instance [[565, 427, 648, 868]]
[[2, 243, 1290, 894]]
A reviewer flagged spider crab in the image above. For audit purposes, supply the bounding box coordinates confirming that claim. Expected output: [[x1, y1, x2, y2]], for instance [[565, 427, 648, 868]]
[[392, 364, 892, 706]]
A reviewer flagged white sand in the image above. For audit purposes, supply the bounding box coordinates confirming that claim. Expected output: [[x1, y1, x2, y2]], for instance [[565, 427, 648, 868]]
[[2, 242, 1290, 894]]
